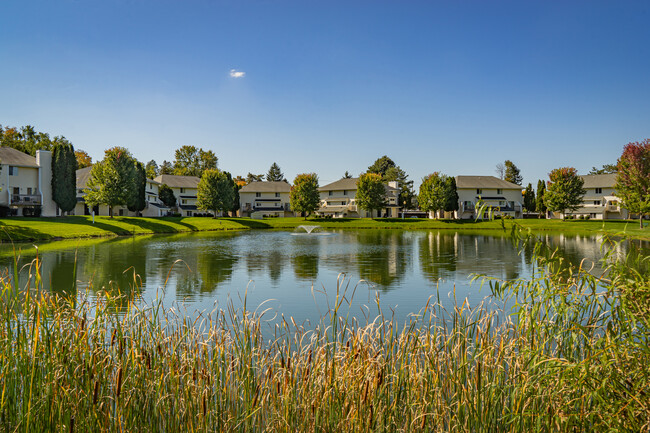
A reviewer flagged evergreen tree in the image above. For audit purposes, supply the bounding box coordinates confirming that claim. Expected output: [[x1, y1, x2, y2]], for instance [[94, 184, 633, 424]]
[[544, 167, 586, 219], [589, 164, 618, 174], [84, 147, 136, 218], [504, 160, 523, 185], [246, 173, 265, 183], [343, 171, 353, 179], [523, 183, 536, 213], [160, 160, 173, 175], [356, 173, 387, 217], [197, 169, 235, 217], [444, 176, 459, 215], [290, 173, 320, 219], [536, 179, 547, 218], [367, 155, 396, 176], [266, 162, 286, 182], [127, 162, 147, 215], [158, 184, 177, 208], [51, 138, 78, 214]]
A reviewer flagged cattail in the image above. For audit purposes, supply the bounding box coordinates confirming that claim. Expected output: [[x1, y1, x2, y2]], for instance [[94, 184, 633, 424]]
[[93, 381, 99, 405], [362, 380, 369, 403], [69, 417, 75, 433], [115, 367, 123, 397], [110, 330, 116, 347], [307, 349, 312, 364], [202, 390, 207, 417], [420, 413, 427, 430]]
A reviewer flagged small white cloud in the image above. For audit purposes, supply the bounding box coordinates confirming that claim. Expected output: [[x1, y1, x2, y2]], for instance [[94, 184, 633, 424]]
[[230, 69, 246, 78]]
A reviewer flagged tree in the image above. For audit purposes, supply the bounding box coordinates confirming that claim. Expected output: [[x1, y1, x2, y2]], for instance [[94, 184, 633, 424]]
[[246, 172, 265, 183], [230, 175, 241, 217], [290, 173, 320, 219], [523, 183, 536, 213], [173, 145, 218, 177], [444, 176, 459, 215], [343, 171, 353, 179], [197, 169, 235, 217], [266, 162, 286, 182], [367, 155, 396, 177], [84, 147, 137, 218], [356, 173, 387, 217], [51, 137, 77, 214], [145, 160, 159, 179], [504, 160, 523, 185], [127, 162, 147, 215], [160, 160, 173, 175], [536, 179, 547, 218], [589, 164, 618, 175], [418, 173, 450, 218], [543, 167, 586, 219], [75, 150, 92, 168], [158, 184, 177, 208], [615, 139, 650, 228], [495, 163, 505, 179]]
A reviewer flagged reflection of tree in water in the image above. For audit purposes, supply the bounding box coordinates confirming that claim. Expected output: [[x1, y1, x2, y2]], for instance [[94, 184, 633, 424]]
[[196, 248, 239, 293], [453, 234, 522, 281], [245, 236, 285, 283], [419, 232, 458, 283], [292, 254, 319, 281], [355, 230, 408, 290]]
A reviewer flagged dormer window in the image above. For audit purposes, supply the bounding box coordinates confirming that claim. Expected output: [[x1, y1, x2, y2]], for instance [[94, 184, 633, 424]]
[[256, 192, 261, 198], [595, 188, 602, 194]]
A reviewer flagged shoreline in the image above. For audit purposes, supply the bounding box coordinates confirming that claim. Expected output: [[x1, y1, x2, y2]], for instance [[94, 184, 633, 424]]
[[0, 215, 648, 244]]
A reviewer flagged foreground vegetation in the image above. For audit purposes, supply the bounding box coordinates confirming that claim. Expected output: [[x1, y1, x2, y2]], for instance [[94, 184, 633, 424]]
[[1, 230, 649, 431], [0, 215, 649, 243]]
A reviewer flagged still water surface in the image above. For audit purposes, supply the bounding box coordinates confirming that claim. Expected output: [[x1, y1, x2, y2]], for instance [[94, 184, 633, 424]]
[[0, 229, 634, 326]]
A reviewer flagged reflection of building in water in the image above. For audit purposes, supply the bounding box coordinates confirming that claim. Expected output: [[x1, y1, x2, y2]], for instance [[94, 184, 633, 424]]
[[353, 231, 409, 289], [419, 231, 459, 283], [452, 234, 524, 281]]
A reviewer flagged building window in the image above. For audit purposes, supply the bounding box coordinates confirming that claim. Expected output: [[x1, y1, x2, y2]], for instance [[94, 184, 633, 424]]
[[27, 187, 32, 195], [180, 188, 185, 193], [594, 200, 601, 205], [256, 192, 261, 197], [343, 190, 347, 196], [275, 192, 280, 197], [182, 199, 187, 204], [9, 166, 18, 176], [595, 188, 602, 194], [590, 213, 597, 218], [329, 191, 333, 196], [341, 201, 346, 205], [187, 211, 192, 217], [497, 189, 503, 194], [476, 188, 482, 194]]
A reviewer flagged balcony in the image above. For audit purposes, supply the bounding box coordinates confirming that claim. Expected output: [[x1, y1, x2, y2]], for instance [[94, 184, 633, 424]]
[[11, 194, 42, 205]]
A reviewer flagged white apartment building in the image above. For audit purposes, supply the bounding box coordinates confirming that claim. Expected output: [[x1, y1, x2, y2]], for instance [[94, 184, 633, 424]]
[[153, 174, 200, 217], [560, 174, 628, 220]]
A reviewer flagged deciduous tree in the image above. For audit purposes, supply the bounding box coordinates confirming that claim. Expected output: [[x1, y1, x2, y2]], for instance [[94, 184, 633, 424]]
[[173, 145, 218, 177], [418, 173, 453, 218], [543, 167, 586, 219], [51, 138, 77, 214], [615, 139, 650, 228], [145, 160, 159, 179], [75, 150, 92, 168], [197, 169, 235, 217], [356, 173, 387, 217], [158, 184, 177, 208], [160, 160, 173, 175], [84, 147, 137, 218], [290, 173, 320, 219]]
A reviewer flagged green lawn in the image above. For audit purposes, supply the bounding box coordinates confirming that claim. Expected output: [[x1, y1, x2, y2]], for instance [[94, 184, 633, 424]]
[[0, 215, 648, 243]]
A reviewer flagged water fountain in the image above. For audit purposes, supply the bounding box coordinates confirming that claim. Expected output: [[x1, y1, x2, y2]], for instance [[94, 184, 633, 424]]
[[296, 225, 321, 234]]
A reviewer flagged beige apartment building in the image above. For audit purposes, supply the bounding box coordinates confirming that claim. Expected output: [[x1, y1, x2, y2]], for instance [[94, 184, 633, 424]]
[[456, 176, 523, 219], [559, 174, 628, 220], [153, 174, 200, 216], [316, 178, 400, 218], [0, 147, 56, 216], [239, 181, 293, 218]]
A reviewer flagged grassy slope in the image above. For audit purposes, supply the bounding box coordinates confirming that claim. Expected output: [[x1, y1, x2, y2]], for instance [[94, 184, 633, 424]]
[[0, 215, 648, 242]]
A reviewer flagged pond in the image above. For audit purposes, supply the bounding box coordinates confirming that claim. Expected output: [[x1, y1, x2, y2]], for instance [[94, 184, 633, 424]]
[[0, 229, 643, 327]]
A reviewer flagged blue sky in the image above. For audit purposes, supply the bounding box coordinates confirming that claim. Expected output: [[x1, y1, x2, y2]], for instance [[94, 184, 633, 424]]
[[1, 0, 649, 188]]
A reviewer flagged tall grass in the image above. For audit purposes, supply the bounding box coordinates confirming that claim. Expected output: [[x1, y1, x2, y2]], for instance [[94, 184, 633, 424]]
[[0, 234, 649, 432]]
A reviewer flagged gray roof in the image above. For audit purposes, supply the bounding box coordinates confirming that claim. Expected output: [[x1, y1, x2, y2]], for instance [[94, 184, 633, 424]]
[[319, 177, 359, 191], [580, 174, 616, 188], [0, 147, 39, 168], [240, 181, 291, 193], [456, 176, 522, 190], [154, 174, 199, 188], [319, 177, 400, 192], [76, 166, 93, 189]]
